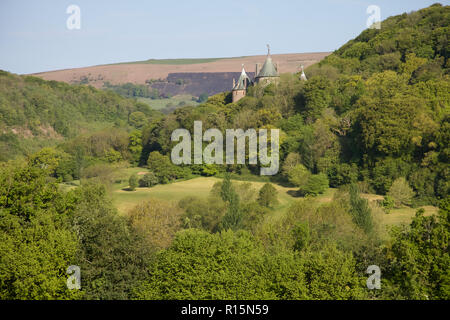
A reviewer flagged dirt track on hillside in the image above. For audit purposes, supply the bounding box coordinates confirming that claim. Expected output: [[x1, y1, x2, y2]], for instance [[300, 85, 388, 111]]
[[31, 52, 330, 88]]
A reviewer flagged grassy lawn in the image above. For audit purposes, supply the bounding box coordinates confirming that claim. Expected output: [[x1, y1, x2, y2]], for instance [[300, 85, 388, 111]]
[[381, 205, 438, 225], [74, 166, 438, 228], [138, 95, 199, 111], [112, 176, 298, 215], [118, 58, 225, 65]]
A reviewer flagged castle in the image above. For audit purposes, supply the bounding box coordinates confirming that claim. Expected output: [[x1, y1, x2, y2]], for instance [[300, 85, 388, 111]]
[[231, 45, 307, 103]]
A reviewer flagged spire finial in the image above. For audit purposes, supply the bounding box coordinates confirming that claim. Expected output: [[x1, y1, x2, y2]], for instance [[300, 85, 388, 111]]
[[267, 44, 270, 56]]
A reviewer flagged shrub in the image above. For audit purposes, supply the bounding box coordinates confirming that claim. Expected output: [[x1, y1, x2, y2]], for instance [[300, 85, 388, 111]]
[[380, 195, 395, 213], [257, 183, 279, 208], [327, 163, 358, 187], [138, 172, 158, 188], [287, 164, 311, 188], [301, 173, 329, 196], [387, 177, 415, 207], [129, 174, 138, 191], [127, 199, 183, 250], [349, 184, 373, 234]]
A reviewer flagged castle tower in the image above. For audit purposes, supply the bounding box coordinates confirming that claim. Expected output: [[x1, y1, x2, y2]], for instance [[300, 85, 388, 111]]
[[254, 44, 280, 85], [300, 65, 307, 81], [232, 64, 251, 103]]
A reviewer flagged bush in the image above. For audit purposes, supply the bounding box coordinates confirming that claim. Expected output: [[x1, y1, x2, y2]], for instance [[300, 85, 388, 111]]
[[380, 195, 395, 213], [129, 174, 138, 191], [327, 163, 358, 187], [147, 151, 189, 183], [287, 164, 311, 188], [349, 184, 374, 234], [257, 183, 279, 208], [301, 173, 329, 196], [138, 173, 158, 188], [387, 177, 415, 207]]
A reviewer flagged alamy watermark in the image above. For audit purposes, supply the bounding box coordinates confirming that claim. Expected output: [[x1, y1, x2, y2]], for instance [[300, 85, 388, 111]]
[[171, 121, 279, 175], [366, 5, 381, 29], [66, 5, 81, 30], [66, 265, 81, 290], [366, 265, 381, 290]]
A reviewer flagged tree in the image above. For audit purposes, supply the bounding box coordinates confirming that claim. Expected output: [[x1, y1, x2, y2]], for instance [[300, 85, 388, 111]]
[[129, 111, 147, 128], [147, 151, 185, 183], [133, 229, 309, 300], [0, 164, 81, 299], [70, 183, 151, 299], [127, 199, 183, 250], [349, 184, 373, 234], [287, 164, 311, 188], [129, 173, 138, 191], [138, 172, 158, 188], [387, 177, 415, 207], [257, 183, 279, 208], [384, 199, 450, 299], [301, 173, 329, 196], [220, 173, 242, 231]]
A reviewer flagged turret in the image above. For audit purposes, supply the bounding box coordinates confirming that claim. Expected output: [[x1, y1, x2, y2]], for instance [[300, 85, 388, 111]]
[[232, 64, 251, 103], [300, 65, 307, 81], [254, 44, 280, 85]]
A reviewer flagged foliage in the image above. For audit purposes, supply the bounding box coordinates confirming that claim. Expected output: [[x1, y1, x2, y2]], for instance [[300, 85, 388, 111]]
[[384, 200, 450, 299], [0, 163, 81, 299], [138, 172, 158, 188], [128, 173, 138, 191], [387, 177, 415, 207], [349, 184, 374, 234], [220, 173, 242, 231], [127, 199, 183, 250], [147, 151, 189, 183], [257, 183, 279, 208], [301, 173, 329, 196]]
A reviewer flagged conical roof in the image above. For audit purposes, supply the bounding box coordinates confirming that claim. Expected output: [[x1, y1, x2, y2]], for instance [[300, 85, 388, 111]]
[[300, 65, 307, 81], [256, 45, 279, 78], [233, 65, 251, 90]]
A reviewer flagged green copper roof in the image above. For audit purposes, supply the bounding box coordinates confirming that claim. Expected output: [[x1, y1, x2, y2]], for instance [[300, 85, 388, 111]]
[[256, 56, 279, 78], [233, 66, 251, 91]]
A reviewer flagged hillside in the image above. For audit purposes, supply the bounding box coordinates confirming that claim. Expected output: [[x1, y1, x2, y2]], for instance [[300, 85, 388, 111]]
[[311, 3, 449, 77], [30, 53, 330, 94], [0, 70, 161, 161]]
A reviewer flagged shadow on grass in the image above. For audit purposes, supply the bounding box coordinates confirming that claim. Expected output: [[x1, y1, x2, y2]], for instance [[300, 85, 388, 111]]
[[122, 187, 136, 192], [287, 189, 303, 198]]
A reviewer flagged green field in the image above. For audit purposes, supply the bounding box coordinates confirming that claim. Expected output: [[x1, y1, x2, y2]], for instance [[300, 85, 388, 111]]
[[116, 58, 225, 65], [108, 170, 438, 230], [138, 94, 199, 111]]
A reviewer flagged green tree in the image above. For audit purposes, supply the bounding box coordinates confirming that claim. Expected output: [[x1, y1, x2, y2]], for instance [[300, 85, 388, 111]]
[[70, 183, 151, 299], [0, 163, 81, 299], [287, 164, 311, 188], [384, 199, 450, 299], [349, 184, 373, 234], [220, 173, 242, 231], [129, 173, 138, 191], [301, 173, 329, 196], [257, 183, 279, 208], [387, 177, 415, 207], [138, 172, 158, 187], [129, 111, 147, 128]]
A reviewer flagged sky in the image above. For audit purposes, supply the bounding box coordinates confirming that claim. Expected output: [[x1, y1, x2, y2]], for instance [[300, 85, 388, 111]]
[[0, 0, 447, 74]]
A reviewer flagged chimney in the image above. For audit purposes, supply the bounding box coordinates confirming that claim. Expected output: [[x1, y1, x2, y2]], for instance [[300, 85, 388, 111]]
[[255, 63, 259, 78], [233, 78, 236, 88]]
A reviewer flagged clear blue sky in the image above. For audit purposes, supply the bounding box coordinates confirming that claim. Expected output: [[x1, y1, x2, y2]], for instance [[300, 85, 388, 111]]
[[0, 0, 446, 74]]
